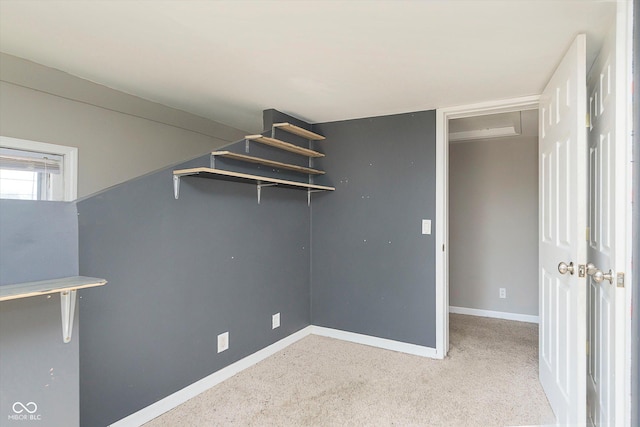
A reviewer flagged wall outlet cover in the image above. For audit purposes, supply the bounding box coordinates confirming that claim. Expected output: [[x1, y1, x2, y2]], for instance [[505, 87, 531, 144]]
[[499, 288, 506, 299], [272, 313, 280, 329], [217, 332, 229, 353]]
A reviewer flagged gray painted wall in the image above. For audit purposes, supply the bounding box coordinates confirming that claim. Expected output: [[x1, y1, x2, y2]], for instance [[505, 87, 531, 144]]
[[0, 53, 247, 199], [77, 151, 312, 426], [311, 111, 437, 347], [0, 200, 80, 427], [449, 136, 538, 316]]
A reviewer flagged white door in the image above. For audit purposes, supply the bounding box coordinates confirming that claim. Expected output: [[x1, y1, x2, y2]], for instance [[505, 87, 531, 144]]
[[539, 34, 587, 424], [586, 15, 627, 426]]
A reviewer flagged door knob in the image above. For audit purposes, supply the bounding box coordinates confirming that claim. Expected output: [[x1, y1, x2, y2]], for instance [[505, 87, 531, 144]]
[[558, 261, 574, 275], [592, 269, 613, 284], [586, 262, 598, 276]]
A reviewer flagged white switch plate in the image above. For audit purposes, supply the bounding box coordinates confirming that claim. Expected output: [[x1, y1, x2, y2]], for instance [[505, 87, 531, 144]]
[[422, 219, 431, 235], [217, 332, 229, 353], [272, 313, 280, 329]]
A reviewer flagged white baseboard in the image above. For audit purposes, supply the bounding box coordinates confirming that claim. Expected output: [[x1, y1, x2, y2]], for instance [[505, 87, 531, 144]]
[[311, 326, 439, 358], [110, 325, 438, 426], [110, 326, 313, 427], [449, 306, 539, 324]]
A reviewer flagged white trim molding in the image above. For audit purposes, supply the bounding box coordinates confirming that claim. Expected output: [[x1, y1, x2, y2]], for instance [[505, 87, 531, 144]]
[[449, 306, 539, 324], [311, 326, 438, 358], [110, 326, 438, 426], [110, 327, 314, 427], [435, 95, 541, 361]]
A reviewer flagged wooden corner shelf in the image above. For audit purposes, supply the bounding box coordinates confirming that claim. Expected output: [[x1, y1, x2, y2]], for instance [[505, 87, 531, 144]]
[[273, 122, 325, 141], [245, 135, 324, 158], [212, 151, 324, 175], [0, 276, 107, 344]]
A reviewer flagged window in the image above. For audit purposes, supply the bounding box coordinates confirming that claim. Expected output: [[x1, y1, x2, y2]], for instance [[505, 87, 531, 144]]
[[0, 137, 78, 201]]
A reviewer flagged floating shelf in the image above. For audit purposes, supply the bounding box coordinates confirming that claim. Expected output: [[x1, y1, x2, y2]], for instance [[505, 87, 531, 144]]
[[273, 122, 325, 141], [173, 167, 334, 204], [174, 167, 334, 191], [176, 117, 331, 205], [0, 276, 107, 343], [0, 276, 107, 302], [212, 151, 325, 175], [245, 135, 324, 158]]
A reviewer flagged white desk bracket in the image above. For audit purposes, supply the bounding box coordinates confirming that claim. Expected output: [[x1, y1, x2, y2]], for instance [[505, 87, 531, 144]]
[[173, 175, 181, 199], [173, 172, 193, 200], [60, 289, 77, 344]]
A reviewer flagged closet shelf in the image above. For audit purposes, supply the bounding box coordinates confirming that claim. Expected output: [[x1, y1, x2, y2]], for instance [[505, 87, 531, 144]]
[[0, 276, 107, 344], [212, 151, 324, 175], [245, 135, 324, 158], [273, 122, 325, 141]]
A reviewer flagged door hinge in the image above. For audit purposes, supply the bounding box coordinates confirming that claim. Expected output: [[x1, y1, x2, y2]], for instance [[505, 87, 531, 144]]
[[585, 227, 590, 241], [586, 113, 591, 128], [616, 272, 625, 288]]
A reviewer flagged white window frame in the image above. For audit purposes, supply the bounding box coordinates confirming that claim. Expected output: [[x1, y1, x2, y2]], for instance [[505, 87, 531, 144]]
[[0, 136, 78, 201]]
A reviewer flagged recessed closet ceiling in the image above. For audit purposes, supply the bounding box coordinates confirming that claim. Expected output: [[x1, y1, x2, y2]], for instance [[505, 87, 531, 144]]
[[0, 0, 615, 133], [449, 110, 539, 143]]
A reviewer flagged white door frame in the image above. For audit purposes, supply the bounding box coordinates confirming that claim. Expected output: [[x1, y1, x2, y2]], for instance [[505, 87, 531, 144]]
[[615, 0, 635, 424], [615, 2, 635, 425], [434, 95, 540, 359]]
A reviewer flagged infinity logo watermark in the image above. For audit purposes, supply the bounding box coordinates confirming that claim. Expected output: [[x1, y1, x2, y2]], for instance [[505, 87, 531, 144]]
[[8, 401, 41, 421], [12, 402, 37, 414]]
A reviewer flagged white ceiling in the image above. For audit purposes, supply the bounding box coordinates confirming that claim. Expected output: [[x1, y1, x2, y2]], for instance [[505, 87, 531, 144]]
[[0, 0, 616, 133]]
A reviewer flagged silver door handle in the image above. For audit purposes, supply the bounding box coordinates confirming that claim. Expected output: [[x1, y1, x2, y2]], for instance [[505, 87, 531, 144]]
[[592, 269, 613, 284], [558, 261, 574, 275], [586, 262, 598, 276]]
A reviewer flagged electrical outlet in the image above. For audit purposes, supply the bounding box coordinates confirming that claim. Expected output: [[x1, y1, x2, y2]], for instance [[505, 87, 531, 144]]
[[272, 312, 280, 329], [217, 332, 229, 353], [499, 288, 506, 299]]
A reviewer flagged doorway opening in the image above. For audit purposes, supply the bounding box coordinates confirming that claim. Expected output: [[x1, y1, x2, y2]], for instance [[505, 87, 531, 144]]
[[448, 109, 539, 323], [434, 96, 540, 357]]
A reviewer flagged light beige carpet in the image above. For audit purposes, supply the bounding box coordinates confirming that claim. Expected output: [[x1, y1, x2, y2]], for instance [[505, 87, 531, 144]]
[[146, 314, 556, 426]]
